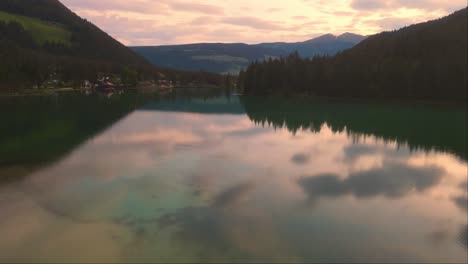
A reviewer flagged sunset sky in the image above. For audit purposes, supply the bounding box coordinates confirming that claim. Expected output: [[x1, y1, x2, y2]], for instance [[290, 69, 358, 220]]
[[61, 0, 466, 46]]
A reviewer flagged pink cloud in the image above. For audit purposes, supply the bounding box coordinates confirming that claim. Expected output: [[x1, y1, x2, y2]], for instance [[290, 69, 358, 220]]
[[62, 0, 168, 14], [373, 17, 417, 30], [63, 0, 223, 14], [267, 8, 283, 12], [221, 16, 286, 30], [168, 1, 224, 15], [293, 16, 309, 20], [351, 0, 464, 12], [191, 16, 220, 25], [60, 0, 467, 45]]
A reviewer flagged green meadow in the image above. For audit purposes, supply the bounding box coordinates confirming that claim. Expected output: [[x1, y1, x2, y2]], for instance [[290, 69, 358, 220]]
[[0, 10, 71, 46]]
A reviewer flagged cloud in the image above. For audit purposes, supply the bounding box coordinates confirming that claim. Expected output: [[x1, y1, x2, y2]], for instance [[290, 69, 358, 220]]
[[453, 196, 467, 212], [62, 0, 168, 14], [63, 0, 223, 15], [460, 181, 468, 192], [452, 181, 467, 212], [374, 17, 417, 30], [156, 205, 293, 260], [293, 16, 309, 20], [331, 11, 355, 16], [60, 0, 467, 45], [191, 16, 219, 25], [224, 127, 268, 138], [267, 8, 283, 12], [426, 229, 451, 246], [343, 143, 411, 163], [351, 0, 465, 12], [221, 16, 286, 30], [351, 0, 387, 10], [167, 1, 224, 15], [300, 20, 326, 28], [156, 206, 228, 250], [393, 0, 465, 12], [291, 153, 311, 165], [213, 182, 254, 208], [298, 162, 444, 202], [344, 144, 377, 160], [459, 225, 468, 250]]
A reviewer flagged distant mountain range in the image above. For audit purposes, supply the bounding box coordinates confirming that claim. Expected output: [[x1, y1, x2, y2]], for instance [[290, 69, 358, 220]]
[[131, 33, 367, 74]]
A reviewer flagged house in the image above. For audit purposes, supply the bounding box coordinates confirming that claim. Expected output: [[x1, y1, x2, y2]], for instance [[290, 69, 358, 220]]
[[96, 81, 115, 93], [81, 80, 93, 90], [157, 80, 174, 89]]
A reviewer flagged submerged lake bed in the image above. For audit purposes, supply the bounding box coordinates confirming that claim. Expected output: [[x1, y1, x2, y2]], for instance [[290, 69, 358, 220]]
[[0, 93, 466, 263]]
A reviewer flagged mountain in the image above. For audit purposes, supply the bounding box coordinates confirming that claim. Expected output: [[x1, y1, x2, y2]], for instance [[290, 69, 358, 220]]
[[257, 33, 367, 58], [240, 8, 467, 103], [338, 32, 368, 43], [0, 0, 148, 65], [132, 43, 285, 74], [0, 0, 153, 90], [0, 0, 227, 91], [131, 33, 366, 74]]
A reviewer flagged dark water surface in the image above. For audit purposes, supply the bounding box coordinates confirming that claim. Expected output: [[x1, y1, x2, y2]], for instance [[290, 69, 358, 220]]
[[0, 93, 466, 263]]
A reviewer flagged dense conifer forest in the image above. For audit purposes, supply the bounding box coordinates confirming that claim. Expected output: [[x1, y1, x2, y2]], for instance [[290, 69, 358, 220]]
[[239, 8, 467, 103]]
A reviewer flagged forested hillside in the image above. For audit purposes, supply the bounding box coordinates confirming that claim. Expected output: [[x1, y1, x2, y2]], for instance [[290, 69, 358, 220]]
[[240, 8, 467, 103], [0, 0, 225, 91], [132, 43, 285, 74], [0, 0, 146, 64]]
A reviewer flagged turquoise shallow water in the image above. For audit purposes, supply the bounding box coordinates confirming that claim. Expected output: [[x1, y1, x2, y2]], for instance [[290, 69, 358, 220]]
[[0, 94, 466, 263]]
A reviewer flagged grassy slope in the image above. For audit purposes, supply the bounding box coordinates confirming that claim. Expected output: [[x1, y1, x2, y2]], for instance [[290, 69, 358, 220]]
[[0, 10, 71, 45]]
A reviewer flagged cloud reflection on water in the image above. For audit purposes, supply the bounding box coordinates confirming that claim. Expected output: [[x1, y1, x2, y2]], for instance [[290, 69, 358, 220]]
[[298, 162, 445, 202], [0, 96, 466, 262]]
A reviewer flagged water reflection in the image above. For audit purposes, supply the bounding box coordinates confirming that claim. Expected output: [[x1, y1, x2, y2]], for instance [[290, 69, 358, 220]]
[[460, 225, 468, 249], [0, 95, 466, 262], [0, 93, 152, 184], [454, 180, 468, 250], [298, 162, 444, 202], [241, 97, 467, 160]]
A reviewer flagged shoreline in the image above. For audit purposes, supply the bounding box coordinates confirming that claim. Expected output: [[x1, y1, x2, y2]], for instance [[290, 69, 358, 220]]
[[0, 88, 78, 97], [0, 89, 465, 108], [240, 94, 467, 108]]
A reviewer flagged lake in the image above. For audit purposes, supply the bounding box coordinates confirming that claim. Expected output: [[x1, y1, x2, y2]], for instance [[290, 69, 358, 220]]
[[0, 93, 466, 263]]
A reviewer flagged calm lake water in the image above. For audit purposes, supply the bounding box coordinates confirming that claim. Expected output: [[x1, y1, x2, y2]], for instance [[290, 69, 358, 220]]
[[0, 93, 466, 263]]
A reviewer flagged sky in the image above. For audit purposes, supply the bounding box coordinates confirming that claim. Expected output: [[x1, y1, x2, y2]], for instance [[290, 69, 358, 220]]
[[60, 0, 466, 46]]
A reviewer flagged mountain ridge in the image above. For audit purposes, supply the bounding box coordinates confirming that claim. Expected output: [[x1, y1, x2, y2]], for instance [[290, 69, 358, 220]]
[[132, 33, 367, 74]]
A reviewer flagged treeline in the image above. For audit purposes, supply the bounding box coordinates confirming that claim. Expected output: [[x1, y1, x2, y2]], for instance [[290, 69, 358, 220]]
[[0, 0, 228, 91], [0, 93, 157, 179], [240, 97, 467, 160], [239, 8, 467, 103], [0, 25, 156, 91]]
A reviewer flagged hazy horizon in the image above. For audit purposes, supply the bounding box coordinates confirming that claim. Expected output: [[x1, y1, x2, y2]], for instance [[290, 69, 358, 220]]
[[129, 32, 366, 47], [61, 0, 466, 46]]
